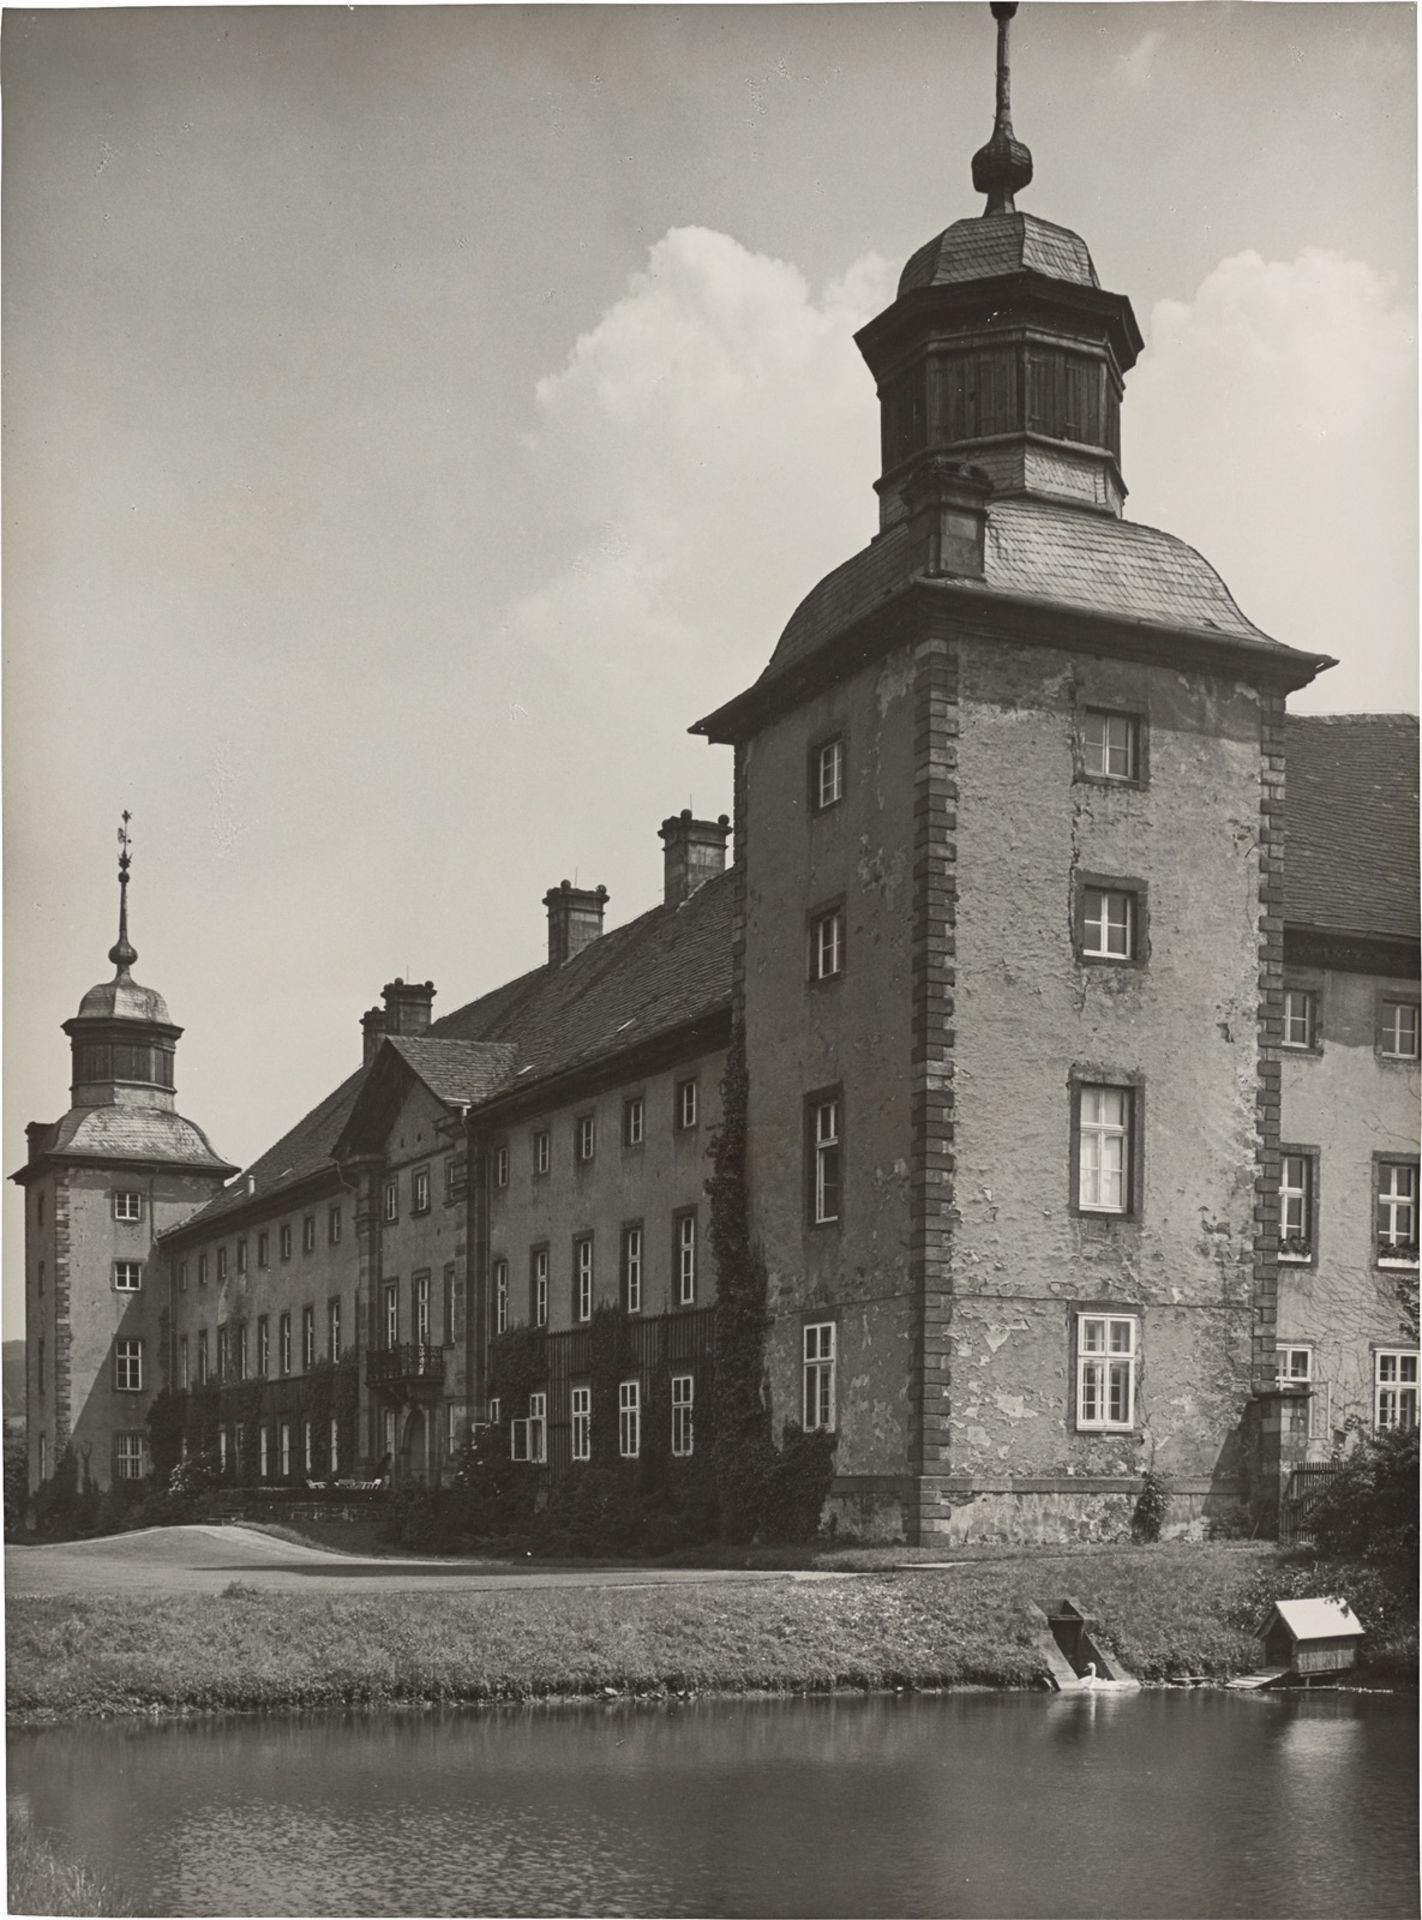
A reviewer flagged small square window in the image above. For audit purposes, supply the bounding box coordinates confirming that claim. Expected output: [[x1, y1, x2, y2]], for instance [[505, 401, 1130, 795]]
[[1081, 709, 1141, 783], [533, 1130, 551, 1176], [383, 1182, 398, 1224], [810, 906, 844, 983], [623, 1097, 645, 1148], [494, 1145, 510, 1189], [1374, 1350, 1418, 1431], [113, 1191, 142, 1223], [1076, 1313, 1138, 1430], [1282, 989, 1318, 1050], [1076, 879, 1144, 964], [576, 1114, 596, 1163], [811, 735, 845, 812], [676, 1079, 699, 1131], [412, 1168, 430, 1215], [1278, 1344, 1313, 1386], [113, 1260, 143, 1293], [1381, 1001, 1420, 1061]]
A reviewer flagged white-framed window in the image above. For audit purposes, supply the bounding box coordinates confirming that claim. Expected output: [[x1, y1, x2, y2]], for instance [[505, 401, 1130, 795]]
[[414, 1272, 431, 1345], [675, 1213, 697, 1306], [811, 1096, 841, 1225], [218, 1428, 228, 1473], [574, 1237, 594, 1322], [1374, 1350, 1419, 1431], [1076, 1314, 1138, 1431], [113, 1260, 143, 1292], [1381, 1001, 1420, 1060], [532, 1247, 549, 1329], [618, 1379, 641, 1459], [302, 1306, 316, 1371], [302, 1215, 316, 1254], [279, 1313, 292, 1375], [328, 1205, 342, 1247], [1278, 1344, 1312, 1386], [115, 1434, 145, 1481], [113, 1191, 142, 1223], [811, 907, 844, 982], [803, 1323, 837, 1432], [814, 735, 845, 811], [114, 1338, 143, 1393], [1377, 1162, 1419, 1265], [1282, 989, 1317, 1050], [494, 1145, 510, 1189], [448, 1405, 461, 1454], [676, 1078, 698, 1131], [530, 1391, 547, 1464], [1077, 1085, 1131, 1215], [624, 1097, 645, 1147], [671, 1373, 694, 1457], [1081, 709, 1139, 782], [577, 1114, 596, 1162], [1279, 1153, 1314, 1262], [259, 1426, 269, 1480], [384, 1283, 399, 1349], [622, 1225, 643, 1315], [329, 1417, 340, 1475], [486, 1397, 501, 1428], [534, 1130, 551, 1176], [217, 1247, 228, 1282], [493, 1259, 509, 1336], [303, 1420, 313, 1475], [383, 1180, 398, 1224], [412, 1168, 430, 1215], [571, 1385, 592, 1463], [1082, 887, 1135, 961], [327, 1298, 341, 1360], [179, 1335, 190, 1391]]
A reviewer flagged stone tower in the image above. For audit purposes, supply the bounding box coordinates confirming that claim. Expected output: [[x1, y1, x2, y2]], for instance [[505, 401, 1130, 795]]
[[14, 819, 235, 1494]]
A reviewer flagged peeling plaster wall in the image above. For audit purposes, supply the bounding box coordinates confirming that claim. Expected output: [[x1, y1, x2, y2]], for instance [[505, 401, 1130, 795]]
[[947, 639, 1264, 1502], [742, 646, 917, 1494], [1278, 965, 1421, 1445]]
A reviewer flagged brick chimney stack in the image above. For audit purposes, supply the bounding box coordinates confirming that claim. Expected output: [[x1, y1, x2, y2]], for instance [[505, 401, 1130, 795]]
[[659, 811, 731, 906], [360, 1006, 387, 1066], [544, 882, 608, 967], [381, 979, 436, 1036]]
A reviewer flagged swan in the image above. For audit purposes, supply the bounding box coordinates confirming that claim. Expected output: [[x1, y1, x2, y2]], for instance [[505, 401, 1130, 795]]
[[1080, 1662, 1135, 1692]]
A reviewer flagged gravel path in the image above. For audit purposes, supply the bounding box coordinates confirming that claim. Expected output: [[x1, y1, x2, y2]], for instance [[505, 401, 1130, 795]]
[[6, 1524, 850, 1598]]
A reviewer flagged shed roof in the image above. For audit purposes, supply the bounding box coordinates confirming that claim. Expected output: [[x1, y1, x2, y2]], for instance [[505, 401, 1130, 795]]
[[1264, 1598, 1365, 1641]]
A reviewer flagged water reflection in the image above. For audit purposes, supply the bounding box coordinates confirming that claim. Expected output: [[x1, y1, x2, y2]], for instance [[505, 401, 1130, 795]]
[[10, 1690, 1417, 1918]]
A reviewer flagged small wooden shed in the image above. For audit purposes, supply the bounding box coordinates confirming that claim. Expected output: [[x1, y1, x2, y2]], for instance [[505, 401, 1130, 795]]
[[1259, 1598, 1364, 1679]]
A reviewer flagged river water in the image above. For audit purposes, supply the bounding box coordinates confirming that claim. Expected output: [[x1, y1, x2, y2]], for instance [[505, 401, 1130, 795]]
[[9, 1689, 1417, 1917]]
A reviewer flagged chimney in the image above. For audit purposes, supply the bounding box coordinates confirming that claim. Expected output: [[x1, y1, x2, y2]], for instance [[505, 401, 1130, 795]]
[[361, 1005, 387, 1066], [659, 811, 731, 906], [381, 978, 436, 1037], [544, 881, 608, 967]]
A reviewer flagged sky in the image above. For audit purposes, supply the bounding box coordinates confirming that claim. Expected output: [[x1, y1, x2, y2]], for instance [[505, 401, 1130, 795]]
[[3, 3, 1417, 1334]]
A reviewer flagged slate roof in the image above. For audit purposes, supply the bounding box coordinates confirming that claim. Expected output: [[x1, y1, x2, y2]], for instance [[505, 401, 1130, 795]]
[[749, 497, 1291, 700], [386, 1037, 519, 1106], [163, 873, 736, 1242], [38, 1106, 233, 1173], [1284, 714, 1420, 943], [74, 972, 173, 1026], [899, 213, 1099, 296]]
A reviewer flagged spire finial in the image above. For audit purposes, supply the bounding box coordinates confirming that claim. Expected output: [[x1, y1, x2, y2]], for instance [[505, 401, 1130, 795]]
[[108, 810, 138, 974], [971, 2, 1034, 218]]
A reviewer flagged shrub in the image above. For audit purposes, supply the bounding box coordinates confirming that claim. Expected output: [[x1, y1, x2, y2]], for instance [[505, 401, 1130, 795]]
[[1309, 1425, 1418, 1581], [1132, 1470, 1169, 1544]]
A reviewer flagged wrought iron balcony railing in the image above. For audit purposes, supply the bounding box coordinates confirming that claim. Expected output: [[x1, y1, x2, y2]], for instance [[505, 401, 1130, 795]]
[[366, 1342, 448, 1390]]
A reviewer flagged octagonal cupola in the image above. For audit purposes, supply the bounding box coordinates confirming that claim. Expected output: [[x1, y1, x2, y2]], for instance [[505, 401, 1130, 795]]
[[856, 2, 1144, 526], [62, 814, 183, 1109]]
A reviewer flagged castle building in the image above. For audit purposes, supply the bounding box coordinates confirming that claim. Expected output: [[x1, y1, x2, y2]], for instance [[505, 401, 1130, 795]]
[[17, 7, 1419, 1536]]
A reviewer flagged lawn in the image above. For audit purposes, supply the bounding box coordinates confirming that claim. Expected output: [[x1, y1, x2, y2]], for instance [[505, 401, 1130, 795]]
[[6, 1542, 1288, 1724]]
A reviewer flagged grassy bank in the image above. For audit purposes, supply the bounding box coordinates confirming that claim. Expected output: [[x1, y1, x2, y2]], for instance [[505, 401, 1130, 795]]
[[7, 1544, 1300, 1724], [7, 1805, 135, 1917]]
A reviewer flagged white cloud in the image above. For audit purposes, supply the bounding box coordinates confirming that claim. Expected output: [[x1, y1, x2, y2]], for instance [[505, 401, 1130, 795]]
[[514, 227, 894, 719], [1128, 247, 1416, 711], [1113, 30, 1164, 93]]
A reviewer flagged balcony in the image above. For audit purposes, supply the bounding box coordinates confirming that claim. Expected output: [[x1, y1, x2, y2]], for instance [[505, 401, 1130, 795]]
[[366, 1342, 448, 1393]]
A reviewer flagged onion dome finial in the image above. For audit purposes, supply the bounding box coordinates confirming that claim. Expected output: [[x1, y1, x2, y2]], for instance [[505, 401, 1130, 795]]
[[108, 809, 138, 974], [971, 2, 1034, 217]]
